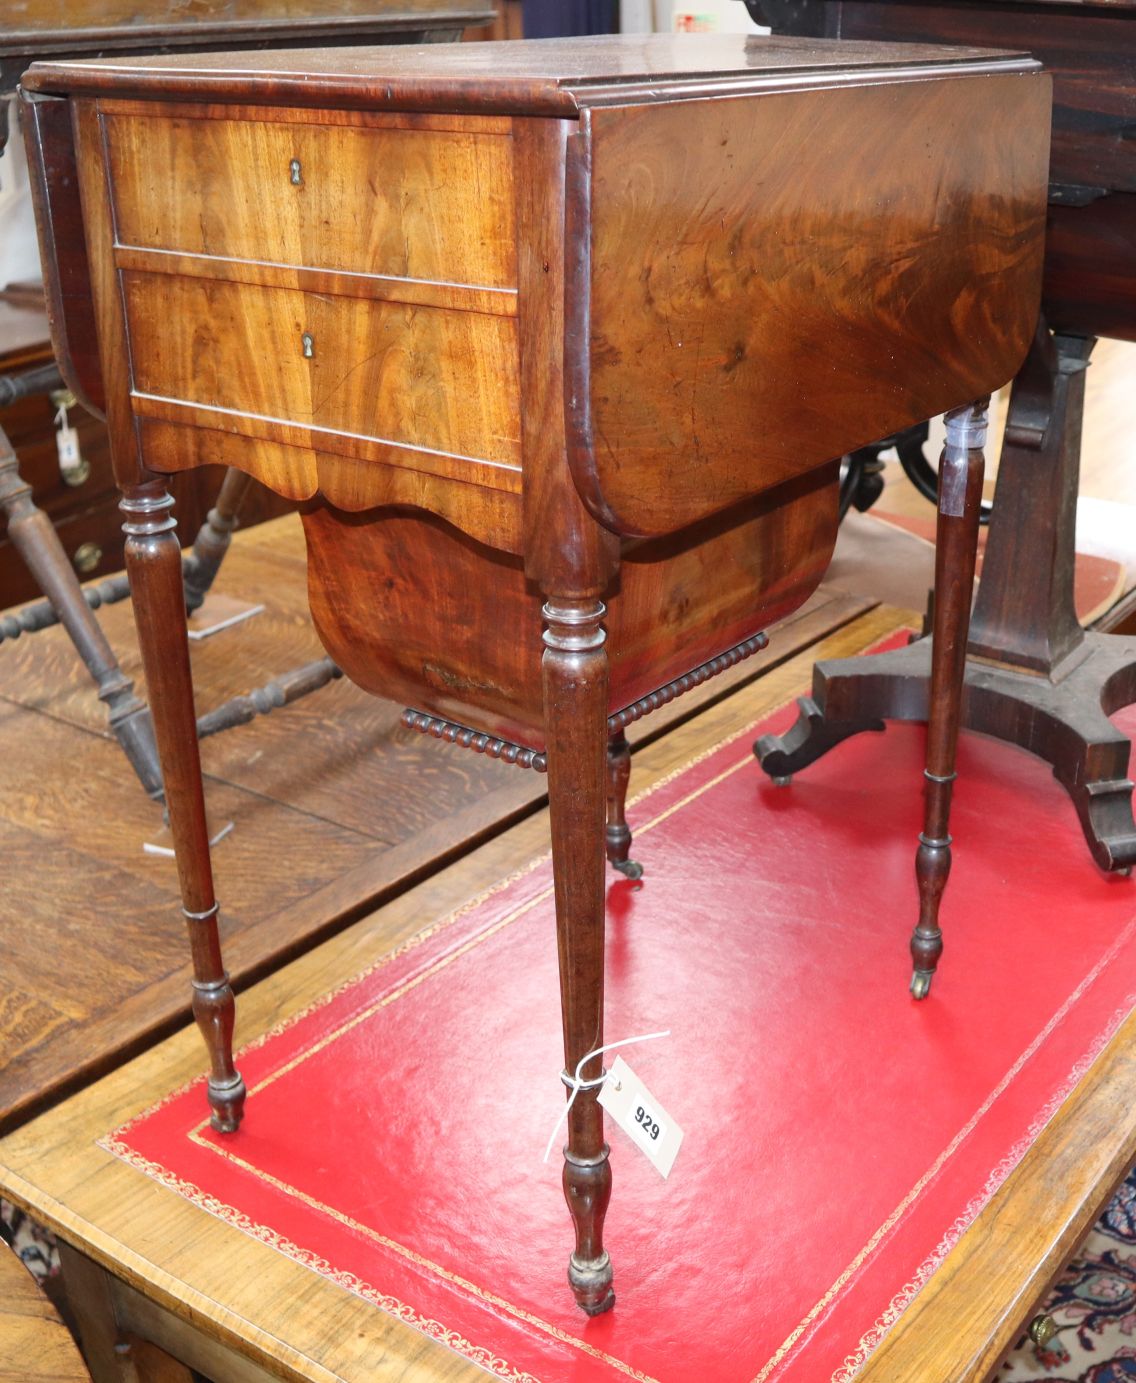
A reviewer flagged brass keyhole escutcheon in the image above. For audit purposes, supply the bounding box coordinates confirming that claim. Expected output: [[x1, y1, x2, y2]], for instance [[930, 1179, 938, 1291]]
[[301, 332, 314, 359], [289, 158, 302, 186], [73, 542, 102, 575]]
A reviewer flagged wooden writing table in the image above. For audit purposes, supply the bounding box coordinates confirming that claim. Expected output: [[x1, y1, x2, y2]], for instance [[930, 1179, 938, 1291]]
[[20, 34, 1050, 1314], [0, 635, 1131, 1381]]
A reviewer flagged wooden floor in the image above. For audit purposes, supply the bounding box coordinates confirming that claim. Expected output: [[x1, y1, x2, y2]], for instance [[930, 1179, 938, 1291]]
[[0, 515, 872, 1133]]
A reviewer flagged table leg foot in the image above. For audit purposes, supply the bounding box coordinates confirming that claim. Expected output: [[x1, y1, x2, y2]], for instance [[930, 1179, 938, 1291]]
[[605, 729, 642, 880], [754, 695, 886, 781], [565, 1154, 615, 1315]]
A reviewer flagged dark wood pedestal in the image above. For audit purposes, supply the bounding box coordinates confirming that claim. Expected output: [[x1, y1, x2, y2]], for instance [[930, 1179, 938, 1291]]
[[759, 323, 1136, 873]]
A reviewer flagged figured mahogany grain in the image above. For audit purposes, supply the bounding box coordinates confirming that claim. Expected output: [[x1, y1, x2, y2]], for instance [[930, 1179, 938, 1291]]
[[304, 472, 837, 750], [123, 272, 522, 472], [571, 75, 1050, 536], [105, 109, 517, 290]]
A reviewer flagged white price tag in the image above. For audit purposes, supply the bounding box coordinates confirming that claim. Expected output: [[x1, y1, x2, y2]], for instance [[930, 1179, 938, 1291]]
[[598, 1055, 683, 1179], [56, 423, 80, 469]]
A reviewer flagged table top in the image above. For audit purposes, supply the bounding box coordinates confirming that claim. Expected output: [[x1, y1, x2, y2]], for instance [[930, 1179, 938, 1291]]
[[1, 608, 1132, 1383], [22, 32, 1033, 114]]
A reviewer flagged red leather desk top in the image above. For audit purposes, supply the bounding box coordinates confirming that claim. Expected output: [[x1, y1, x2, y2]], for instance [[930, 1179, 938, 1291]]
[[107, 642, 1136, 1382]]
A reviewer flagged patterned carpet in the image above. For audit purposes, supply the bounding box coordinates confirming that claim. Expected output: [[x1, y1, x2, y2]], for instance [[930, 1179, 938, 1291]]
[[6, 1168, 1136, 1377], [999, 1167, 1136, 1382]]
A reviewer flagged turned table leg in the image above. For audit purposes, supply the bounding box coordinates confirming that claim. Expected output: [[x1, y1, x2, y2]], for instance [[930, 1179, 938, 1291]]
[[121, 483, 245, 1131], [605, 730, 642, 881], [910, 400, 987, 1000], [542, 596, 614, 1316], [0, 428, 163, 800], [182, 466, 253, 614]]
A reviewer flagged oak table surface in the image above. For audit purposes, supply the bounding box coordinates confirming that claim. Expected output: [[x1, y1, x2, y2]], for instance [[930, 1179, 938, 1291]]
[[0, 613, 1129, 1383]]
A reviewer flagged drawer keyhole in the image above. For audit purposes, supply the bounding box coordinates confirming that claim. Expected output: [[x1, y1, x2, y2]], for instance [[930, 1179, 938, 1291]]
[[289, 158, 302, 186], [301, 332, 314, 359]]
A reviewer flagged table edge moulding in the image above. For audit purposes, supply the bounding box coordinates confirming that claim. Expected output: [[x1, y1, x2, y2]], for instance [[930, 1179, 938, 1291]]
[[18, 33, 1052, 1315]]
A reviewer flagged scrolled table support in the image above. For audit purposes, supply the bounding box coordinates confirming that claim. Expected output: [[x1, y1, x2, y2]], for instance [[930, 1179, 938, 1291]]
[[121, 483, 245, 1132], [911, 400, 988, 1000], [542, 595, 614, 1316]]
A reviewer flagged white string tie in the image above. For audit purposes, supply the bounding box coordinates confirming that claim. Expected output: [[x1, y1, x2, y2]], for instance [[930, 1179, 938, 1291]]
[[542, 1030, 670, 1164]]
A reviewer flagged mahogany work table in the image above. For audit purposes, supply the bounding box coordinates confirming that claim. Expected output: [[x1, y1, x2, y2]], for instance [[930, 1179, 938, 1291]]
[[20, 34, 1050, 1315]]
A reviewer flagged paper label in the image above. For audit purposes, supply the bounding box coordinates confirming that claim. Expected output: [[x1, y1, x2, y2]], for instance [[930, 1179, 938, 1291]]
[[598, 1055, 683, 1179], [56, 423, 80, 469]]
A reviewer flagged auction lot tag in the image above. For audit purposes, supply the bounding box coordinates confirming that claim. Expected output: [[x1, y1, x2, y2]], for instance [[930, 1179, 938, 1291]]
[[598, 1055, 683, 1178]]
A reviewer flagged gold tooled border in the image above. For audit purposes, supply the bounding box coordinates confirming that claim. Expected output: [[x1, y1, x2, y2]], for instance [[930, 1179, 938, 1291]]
[[827, 996, 1136, 1381], [104, 632, 1132, 1382], [101, 684, 775, 1381]]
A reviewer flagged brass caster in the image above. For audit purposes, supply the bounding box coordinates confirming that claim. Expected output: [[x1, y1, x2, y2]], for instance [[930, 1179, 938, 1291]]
[[1028, 1314, 1058, 1348], [582, 1287, 616, 1317], [771, 774, 792, 787], [613, 858, 643, 881], [910, 970, 933, 1001]]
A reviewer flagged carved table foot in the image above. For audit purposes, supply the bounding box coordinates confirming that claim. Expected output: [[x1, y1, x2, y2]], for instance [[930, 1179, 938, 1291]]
[[757, 632, 1136, 874], [755, 695, 886, 785]]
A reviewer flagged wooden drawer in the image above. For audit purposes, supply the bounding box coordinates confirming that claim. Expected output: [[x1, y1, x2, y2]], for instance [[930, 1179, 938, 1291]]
[[122, 271, 522, 476], [103, 107, 517, 290]]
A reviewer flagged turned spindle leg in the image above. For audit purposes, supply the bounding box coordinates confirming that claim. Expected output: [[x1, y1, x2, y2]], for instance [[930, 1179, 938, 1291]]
[[543, 597, 615, 1316], [0, 431, 164, 800], [182, 466, 253, 613], [605, 730, 642, 881], [122, 484, 246, 1130], [910, 400, 988, 1000]]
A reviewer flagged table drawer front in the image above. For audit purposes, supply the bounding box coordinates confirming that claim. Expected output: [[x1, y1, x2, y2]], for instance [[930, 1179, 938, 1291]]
[[123, 271, 521, 471], [104, 110, 517, 290]]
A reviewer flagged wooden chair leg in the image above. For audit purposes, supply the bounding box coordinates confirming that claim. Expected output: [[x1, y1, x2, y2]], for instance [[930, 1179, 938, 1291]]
[[121, 482, 245, 1131], [542, 596, 615, 1316], [0, 430, 163, 800], [910, 398, 988, 1000], [182, 466, 254, 614], [605, 730, 643, 880]]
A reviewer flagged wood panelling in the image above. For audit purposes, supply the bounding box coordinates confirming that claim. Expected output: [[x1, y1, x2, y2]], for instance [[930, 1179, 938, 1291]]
[[105, 110, 517, 289], [572, 74, 1050, 537], [123, 272, 522, 471]]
